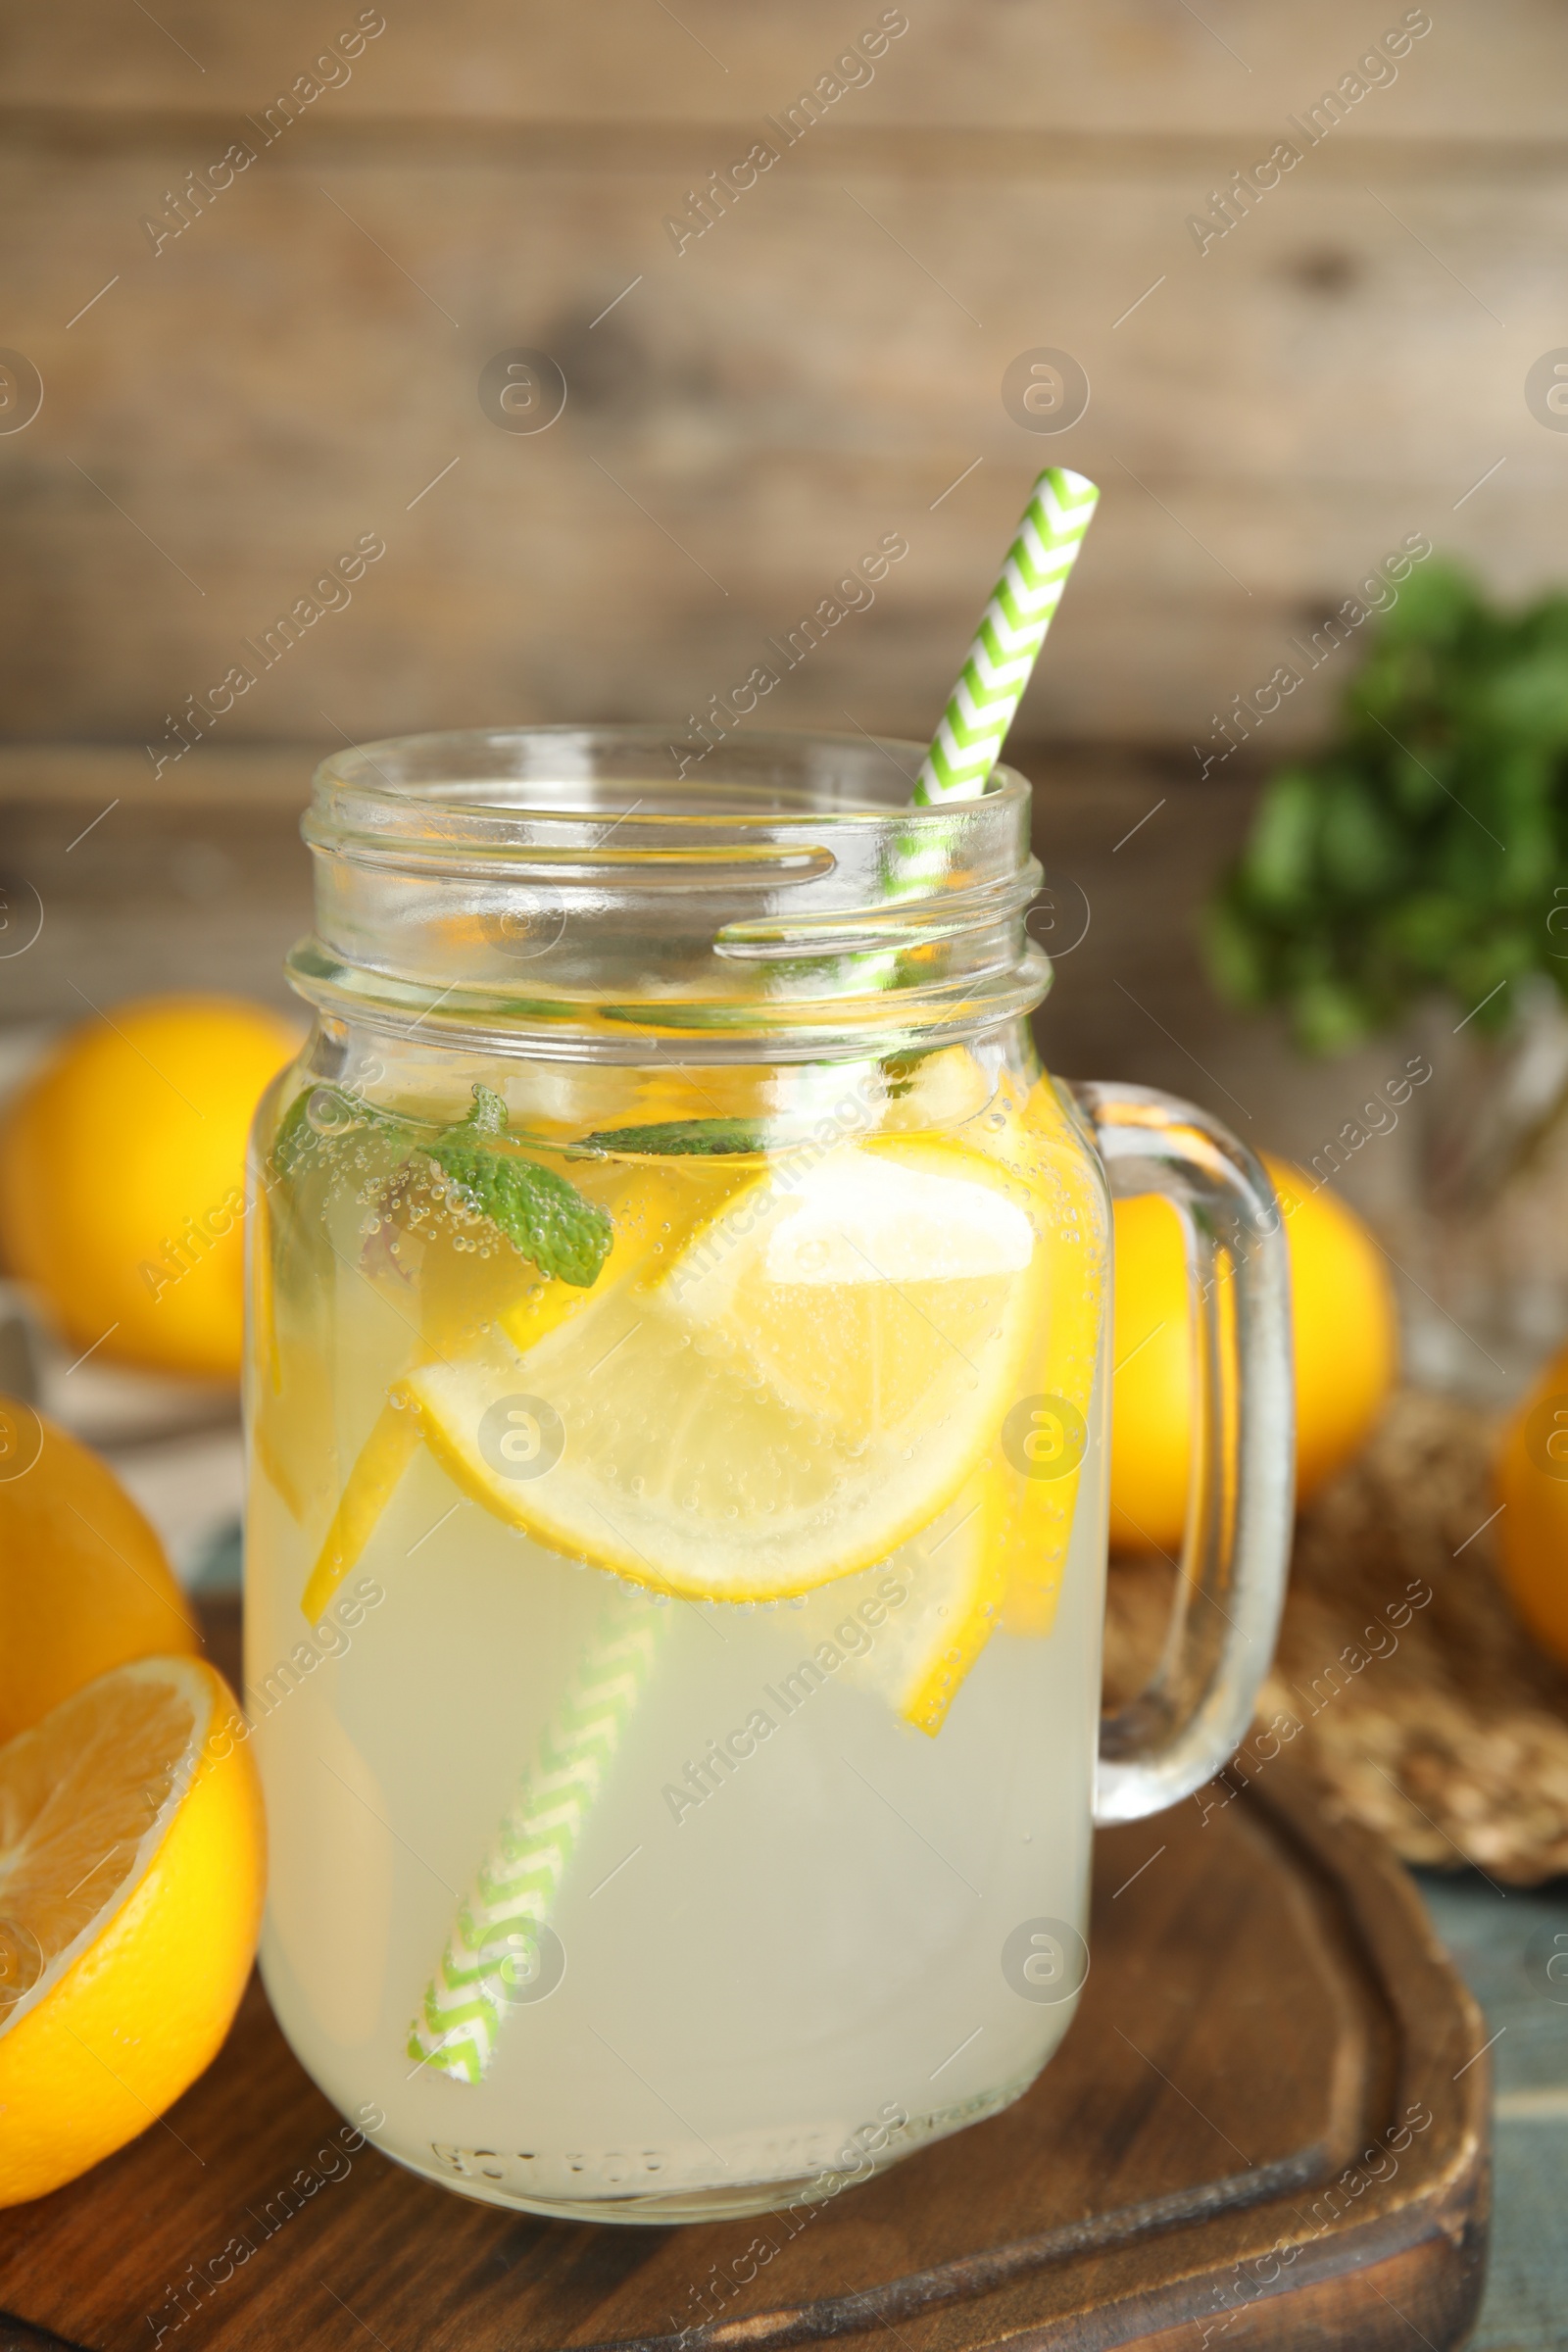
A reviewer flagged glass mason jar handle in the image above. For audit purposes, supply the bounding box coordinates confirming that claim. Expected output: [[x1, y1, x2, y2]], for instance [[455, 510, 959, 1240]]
[[1071, 1080, 1296, 1825]]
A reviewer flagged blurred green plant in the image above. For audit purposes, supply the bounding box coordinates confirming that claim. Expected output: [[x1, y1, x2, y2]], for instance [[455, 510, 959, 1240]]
[[1204, 564, 1568, 1054]]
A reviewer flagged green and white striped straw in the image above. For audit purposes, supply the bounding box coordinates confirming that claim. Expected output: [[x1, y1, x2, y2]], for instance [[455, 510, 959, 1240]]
[[405, 470, 1100, 2090], [914, 466, 1100, 806], [408, 1606, 663, 2084]]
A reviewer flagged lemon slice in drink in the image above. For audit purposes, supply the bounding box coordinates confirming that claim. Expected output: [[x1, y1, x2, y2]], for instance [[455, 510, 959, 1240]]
[[981, 1074, 1107, 1638], [794, 1493, 1005, 1735], [297, 1160, 718, 1622], [400, 1137, 1044, 1603]]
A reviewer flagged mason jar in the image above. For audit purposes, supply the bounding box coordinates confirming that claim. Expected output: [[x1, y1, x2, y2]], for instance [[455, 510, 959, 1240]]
[[244, 725, 1292, 2223]]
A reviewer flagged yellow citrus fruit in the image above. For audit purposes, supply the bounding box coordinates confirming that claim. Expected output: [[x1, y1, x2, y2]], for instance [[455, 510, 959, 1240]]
[[983, 1073, 1106, 1641], [293, 1159, 710, 1623], [0, 1655, 265, 2207], [0, 995, 299, 1380], [793, 1507, 1004, 1739], [0, 1401, 198, 1745], [291, 1102, 1094, 1730], [400, 1136, 1043, 1604], [1495, 1347, 1568, 1665], [1109, 1153, 1397, 1553]]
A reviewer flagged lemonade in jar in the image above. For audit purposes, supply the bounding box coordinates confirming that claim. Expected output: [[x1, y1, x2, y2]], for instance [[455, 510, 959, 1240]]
[[245, 724, 1292, 2222]]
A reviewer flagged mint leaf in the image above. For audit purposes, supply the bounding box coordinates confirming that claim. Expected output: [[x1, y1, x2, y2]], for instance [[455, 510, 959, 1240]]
[[425, 1088, 612, 1288], [460, 1082, 509, 1139], [270, 1087, 318, 1178], [576, 1117, 777, 1156], [272, 1081, 612, 1289]]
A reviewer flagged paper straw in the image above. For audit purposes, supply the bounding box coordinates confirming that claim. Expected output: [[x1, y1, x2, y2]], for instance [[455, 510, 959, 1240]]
[[914, 466, 1100, 805], [409, 1606, 664, 2084], [405, 472, 1102, 2091]]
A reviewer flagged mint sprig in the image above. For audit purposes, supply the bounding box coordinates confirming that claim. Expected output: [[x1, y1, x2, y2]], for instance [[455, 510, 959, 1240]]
[[1205, 562, 1568, 1054], [271, 1081, 612, 1288], [270, 1084, 350, 1179], [425, 1087, 612, 1288]]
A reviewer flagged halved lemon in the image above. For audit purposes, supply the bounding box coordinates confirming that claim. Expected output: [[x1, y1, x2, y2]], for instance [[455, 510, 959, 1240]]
[[0, 1655, 266, 2208], [0, 1405, 198, 1746], [400, 1137, 1046, 1603]]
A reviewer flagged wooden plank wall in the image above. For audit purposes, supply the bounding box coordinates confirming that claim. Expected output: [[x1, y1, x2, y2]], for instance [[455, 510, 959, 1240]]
[[0, 0, 1559, 1315], [0, 0, 1564, 757]]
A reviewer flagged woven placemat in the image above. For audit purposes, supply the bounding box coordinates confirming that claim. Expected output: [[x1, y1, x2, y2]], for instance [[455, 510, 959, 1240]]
[[1104, 1388, 1568, 1886]]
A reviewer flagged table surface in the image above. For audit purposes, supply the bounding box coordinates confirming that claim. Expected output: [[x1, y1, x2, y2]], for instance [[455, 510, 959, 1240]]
[[1417, 1868, 1568, 2352], [5, 1553, 1552, 2345], [0, 1643, 1491, 2352]]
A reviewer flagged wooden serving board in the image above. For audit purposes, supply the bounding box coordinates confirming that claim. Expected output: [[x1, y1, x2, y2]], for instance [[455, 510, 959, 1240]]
[[0, 1612, 1490, 2352]]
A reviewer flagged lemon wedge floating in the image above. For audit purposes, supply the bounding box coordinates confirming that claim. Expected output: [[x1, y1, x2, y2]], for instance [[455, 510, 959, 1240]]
[[398, 1137, 1044, 1605], [978, 1075, 1108, 1640], [793, 1494, 1005, 1737], [297, 1160, 729, 1622], [0, 1655, 265, 2208]]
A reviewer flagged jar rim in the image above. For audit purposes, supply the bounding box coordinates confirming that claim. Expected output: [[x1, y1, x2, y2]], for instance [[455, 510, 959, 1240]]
[[292, 724, 1049, 1062], [307, 723, 1031, 842]]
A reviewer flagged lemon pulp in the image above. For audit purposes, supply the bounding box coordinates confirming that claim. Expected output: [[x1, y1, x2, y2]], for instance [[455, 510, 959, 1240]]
[[400, 1137, 1044, 1607]]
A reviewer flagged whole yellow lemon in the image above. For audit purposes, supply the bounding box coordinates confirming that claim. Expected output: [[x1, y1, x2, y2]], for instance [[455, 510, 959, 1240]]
[[0, 996, 298, 1380], [1109, 1154, 1397, 1553], [1495, 1347, 1568, 1666], [0, 1400, 199, 1745]]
